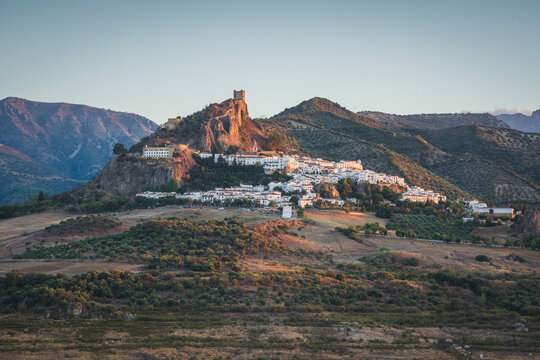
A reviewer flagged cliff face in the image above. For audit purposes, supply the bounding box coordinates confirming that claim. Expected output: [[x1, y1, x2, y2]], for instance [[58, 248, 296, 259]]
[[200, 99, 262, 151], [82, 151, 194, 198]]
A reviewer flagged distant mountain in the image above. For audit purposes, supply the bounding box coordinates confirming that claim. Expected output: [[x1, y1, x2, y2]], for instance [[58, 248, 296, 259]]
[[259, 98, 540, 204], [0, 97, 158, 204], [360, 111, 509, 130], [496, 110, 540, 133]]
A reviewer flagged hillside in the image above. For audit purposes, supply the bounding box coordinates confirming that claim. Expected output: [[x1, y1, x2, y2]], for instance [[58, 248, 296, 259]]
[[260, 98, 540, 204], [419, 125, 540, 184], [360, 111, 509, 130], [496, 109, 540, 133], [0, 97, 158, 204]]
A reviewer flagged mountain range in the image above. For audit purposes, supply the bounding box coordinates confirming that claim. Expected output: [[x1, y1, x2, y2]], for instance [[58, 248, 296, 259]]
[[0, 97, 157, 204], [496, 110, 540, 133], [2, 95, 539, 206]]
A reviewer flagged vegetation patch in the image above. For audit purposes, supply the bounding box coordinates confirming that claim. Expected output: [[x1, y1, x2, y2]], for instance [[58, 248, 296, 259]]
[[45, 215, 121, 235], [15, 218, 287, 272], [386, 214, 476, 242]]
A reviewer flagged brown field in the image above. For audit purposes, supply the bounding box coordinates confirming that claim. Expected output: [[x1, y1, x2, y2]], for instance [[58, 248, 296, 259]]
[[3, 207, 538, 277], [0, 210, 75, 241], [0, 206, 280, 274]]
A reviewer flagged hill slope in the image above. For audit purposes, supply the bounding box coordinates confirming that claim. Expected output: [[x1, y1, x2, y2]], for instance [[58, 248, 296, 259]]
[[496, 109, 540, 133], [260, 98, 540, 204], [0, 97, 158, 204], [360, 111, 509, 130]]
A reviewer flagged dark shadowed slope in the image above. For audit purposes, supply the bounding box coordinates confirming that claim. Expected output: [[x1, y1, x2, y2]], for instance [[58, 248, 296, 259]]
[[0, 97, 158, 203], [360, 111, 509, 131]]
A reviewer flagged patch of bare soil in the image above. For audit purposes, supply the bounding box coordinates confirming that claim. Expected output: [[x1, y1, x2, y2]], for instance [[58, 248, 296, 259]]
[[0, 210, 75, 241], [111, 206, 280, 226], [1, 224, 130, 259], [238, 256, 302, 272], [470, 224, 514, 244]]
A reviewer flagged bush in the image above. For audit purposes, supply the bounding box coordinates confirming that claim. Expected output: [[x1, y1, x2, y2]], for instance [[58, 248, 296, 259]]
[[475, 255, 490, 262]]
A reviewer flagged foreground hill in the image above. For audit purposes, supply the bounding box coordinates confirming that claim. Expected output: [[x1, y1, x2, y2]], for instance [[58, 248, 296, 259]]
[[496, 109, 540, 133], [360, 111, 509, 130], [259, 98, 540, 204], [0, 97, 158, 204]]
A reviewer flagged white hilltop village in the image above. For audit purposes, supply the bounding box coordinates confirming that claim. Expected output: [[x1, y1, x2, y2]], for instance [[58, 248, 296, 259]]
[[138, 144, 447, 213], [136, 90, 515, 220]]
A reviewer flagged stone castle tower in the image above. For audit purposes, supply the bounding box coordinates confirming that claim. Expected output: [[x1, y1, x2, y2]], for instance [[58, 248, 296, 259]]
[[233, 90, 245, 101]]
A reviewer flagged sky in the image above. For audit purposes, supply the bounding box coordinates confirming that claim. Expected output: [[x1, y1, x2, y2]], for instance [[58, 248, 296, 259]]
[[1, 0, 539, 124]]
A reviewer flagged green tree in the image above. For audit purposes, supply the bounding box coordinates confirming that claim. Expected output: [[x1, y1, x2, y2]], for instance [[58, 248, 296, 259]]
[[113, 143, 127, 155]]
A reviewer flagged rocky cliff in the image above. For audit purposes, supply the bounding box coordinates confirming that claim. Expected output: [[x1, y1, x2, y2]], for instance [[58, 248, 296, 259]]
[[199, 99, 263, 152], [133, 96, 265, 153], [512, 207, 540, 236], [79, 151, 195, 198]]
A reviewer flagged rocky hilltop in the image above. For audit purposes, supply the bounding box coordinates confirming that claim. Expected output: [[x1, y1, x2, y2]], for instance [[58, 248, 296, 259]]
[[0, 97, 158, 204], [133, 93, 265, 153]]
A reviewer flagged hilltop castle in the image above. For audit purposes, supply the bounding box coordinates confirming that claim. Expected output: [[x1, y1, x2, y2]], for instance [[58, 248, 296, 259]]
[[233, 90, 245, 101]]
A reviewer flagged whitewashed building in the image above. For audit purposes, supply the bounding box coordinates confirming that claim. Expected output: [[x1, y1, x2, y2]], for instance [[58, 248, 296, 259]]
[[143, 145, 174, 159]]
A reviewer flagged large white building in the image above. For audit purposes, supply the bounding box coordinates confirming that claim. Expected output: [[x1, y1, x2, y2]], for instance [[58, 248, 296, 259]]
[[465, 200, 514, 217], [143, 145, 174, 159]]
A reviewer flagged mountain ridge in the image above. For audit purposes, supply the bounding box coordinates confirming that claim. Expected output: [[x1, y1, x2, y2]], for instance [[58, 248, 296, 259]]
[[0, 97, 158, 203], [360, 110, 509, 130]]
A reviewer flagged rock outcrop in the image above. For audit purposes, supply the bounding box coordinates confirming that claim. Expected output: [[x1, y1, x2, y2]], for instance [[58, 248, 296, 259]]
[[199, 99, 263, 152], [512, 206, 540, 236], [132, 95, 266, 154], [81, 151, 194, 198], [315, 183, 341, 199]]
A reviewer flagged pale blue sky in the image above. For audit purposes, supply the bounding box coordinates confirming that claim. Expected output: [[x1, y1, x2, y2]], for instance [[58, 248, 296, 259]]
[[1, 0, 539, 124]]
